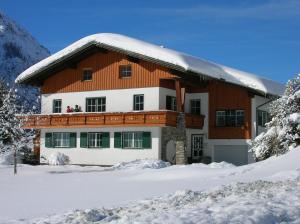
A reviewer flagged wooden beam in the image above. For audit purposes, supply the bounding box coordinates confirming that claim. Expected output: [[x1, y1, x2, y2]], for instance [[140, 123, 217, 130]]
[[175, 80, 183, 112], [181, 86, 186, 112]]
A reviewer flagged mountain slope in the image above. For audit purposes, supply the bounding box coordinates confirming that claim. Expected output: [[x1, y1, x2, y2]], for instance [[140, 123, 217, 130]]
[[0, 11, 49, 105]]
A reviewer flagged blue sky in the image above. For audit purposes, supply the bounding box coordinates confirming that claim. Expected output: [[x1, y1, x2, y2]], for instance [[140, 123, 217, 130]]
[[1, 0, 299, 84]]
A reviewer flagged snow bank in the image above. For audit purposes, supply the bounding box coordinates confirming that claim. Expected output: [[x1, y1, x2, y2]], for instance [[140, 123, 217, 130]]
[[48, 152, 69, 166], [112, 159, 171, 170], [15, 33, 284, 96], [21, 179, 300, 224]]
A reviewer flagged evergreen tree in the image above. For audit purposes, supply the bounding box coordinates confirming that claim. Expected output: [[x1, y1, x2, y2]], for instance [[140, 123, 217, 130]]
[[251, 74, 300, 160], [0, 81, 32, 174]]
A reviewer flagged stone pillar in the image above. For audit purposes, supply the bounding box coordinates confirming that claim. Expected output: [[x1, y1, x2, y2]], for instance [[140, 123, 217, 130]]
[[175, 112, 187, 165]]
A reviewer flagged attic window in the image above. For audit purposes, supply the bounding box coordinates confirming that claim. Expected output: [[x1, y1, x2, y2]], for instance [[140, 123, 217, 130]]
[[82, 69, 92, 81], [119, 65, 132, 78]]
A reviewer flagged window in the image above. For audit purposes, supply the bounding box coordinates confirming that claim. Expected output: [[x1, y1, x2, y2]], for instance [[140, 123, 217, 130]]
[[88, 133, 102, 148], [166, 96, 177, 111], [216, 111, 226, 126], [82, 69, 92, 81], [119, 65, 132, 78], [53, 99, 62, 113], [258, 110, 270, 127], [53, 132, 70, 147], [80, 132, 109, 148], [133, 94, 144, 111], [190, 99, 201, 115], [45, 132, 77, 148], [123, 132, 143, 149], [114, 132, 151, 149], [86, 97, 106, 112], [216, 110, 245, 127], [236, 110, 245, 126]]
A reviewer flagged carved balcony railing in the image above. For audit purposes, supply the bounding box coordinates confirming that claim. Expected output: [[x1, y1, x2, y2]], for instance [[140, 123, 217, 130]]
[[20, 111, 205, 129]]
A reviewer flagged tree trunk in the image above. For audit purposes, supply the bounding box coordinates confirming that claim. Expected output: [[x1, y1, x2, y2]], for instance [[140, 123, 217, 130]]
[[14, 145, 17, 175]]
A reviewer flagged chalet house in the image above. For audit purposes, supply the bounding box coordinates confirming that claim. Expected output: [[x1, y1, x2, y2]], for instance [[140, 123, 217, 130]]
[[16, 33, 284, 166]]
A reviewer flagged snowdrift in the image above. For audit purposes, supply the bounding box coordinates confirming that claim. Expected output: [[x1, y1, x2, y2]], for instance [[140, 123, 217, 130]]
[[1, 147, 300, 223], [112, 159, 171, 170]]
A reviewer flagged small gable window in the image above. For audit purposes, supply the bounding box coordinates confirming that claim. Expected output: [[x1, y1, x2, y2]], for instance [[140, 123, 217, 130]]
[[82, 69, 92, 81], [119, 65, 132, 78]]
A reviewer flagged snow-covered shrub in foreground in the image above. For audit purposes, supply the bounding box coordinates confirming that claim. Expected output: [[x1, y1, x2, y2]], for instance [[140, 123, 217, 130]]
[[48, 152, 69, 166], [112, 159, 170, 170], [251, 74, 300, 160]]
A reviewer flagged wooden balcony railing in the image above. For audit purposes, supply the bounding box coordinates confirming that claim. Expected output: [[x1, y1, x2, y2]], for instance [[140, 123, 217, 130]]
[[20, 111, 205, 129]]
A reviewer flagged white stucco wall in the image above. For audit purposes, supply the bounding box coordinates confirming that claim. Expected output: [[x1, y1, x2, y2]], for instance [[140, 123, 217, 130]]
[[40, 127, 161, 165], [41, 87, 161, 114]]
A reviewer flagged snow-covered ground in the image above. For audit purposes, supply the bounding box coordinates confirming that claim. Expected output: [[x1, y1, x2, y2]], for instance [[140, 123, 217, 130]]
[[1, 147, 300, 223]]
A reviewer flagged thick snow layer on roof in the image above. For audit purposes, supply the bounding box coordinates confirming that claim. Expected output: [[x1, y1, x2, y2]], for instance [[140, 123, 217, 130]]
[[16, 33, 285, 95]]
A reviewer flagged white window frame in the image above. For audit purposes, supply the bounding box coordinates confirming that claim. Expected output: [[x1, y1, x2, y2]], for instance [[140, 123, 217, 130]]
[[122, 132, 143, 149], [190, 99, 201, 115], [53, 99, 62, 113], [86, 97, 106, 112], [133, 94, 144, 111], [119, 65, 132, 78], [53, 132, 70, 148], [88, 132, 102, 148]]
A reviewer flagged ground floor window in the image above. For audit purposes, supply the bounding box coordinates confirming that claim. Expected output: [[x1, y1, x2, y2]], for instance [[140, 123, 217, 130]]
[[45, 132, 76, 148], [123, 132, 143, 149], [80, 132, 109, 148], [114, 131, 151, 149]]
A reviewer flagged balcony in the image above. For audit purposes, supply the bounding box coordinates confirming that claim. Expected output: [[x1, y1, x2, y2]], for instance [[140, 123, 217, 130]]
[[20, 111, 204, 129]]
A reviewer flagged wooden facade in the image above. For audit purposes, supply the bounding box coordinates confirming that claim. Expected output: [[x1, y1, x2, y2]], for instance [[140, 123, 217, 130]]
[[189, 81, 252, 139], [20, 111, 205, 129], [41, 51, 177, 94]]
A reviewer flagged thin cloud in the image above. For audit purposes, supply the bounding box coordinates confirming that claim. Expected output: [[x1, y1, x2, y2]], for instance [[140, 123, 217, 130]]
[[142, 0, 300, 20]]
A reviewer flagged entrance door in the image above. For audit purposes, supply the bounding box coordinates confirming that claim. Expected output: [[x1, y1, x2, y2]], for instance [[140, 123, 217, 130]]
[[191, 134, 203, 160]]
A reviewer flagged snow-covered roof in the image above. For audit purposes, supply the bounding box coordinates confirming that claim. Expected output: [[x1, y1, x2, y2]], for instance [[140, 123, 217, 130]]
[[15, 33, 285, 96]]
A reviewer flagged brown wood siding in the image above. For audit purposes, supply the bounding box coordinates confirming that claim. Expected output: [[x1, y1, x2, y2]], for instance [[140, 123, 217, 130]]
[[42, 51, 176, 94], [190, 81, 252, 139]]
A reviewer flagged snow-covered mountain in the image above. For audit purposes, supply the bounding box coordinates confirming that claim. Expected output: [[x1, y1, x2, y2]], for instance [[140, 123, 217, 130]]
[[0, 11, 49, 106]]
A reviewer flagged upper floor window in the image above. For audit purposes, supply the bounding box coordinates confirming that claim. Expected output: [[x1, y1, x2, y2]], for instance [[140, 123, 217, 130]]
[[119, 65, 132, 78], [82, 69, 92, 81], [216, 110, 245, 127], [258, 110, 270, 127], [166, 96, 176, 111], [190, 99, 201, 115], [53, 99, 62, 113], [133, 94, 144, 111], [86, 97, 106, 112]]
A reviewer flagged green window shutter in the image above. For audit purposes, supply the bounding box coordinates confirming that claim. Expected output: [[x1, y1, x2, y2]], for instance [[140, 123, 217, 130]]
[[114, 132, 122, 148], [101, 132, 110, 148], [142, 132, 151, 149], [80, 132, 88, 148], [45, 132, 53, 148], [70, 132, 77, 148]]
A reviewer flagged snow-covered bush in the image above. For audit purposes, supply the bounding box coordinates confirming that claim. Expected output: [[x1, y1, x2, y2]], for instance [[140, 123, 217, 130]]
[[48, 152, 70, 166], [251, 74, 300, 160], [112, 159, 171, 170]]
